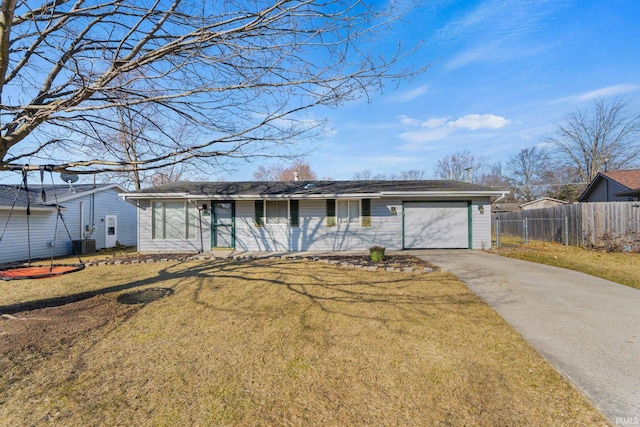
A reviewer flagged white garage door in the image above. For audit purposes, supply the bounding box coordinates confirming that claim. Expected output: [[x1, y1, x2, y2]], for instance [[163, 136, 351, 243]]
[[403, 202, 469, 249]]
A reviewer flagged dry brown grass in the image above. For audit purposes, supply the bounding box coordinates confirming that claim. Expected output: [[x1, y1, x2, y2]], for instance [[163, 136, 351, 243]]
[[0, 259, 608, 426], [492, 240, 640, 290]]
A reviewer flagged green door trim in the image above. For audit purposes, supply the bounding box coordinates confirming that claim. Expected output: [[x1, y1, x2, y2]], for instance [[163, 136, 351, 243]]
[[467, 201, 473, 249], [211, 201, 235, 249]]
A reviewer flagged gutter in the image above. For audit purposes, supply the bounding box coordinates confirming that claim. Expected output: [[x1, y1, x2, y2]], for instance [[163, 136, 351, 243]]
[[121, 193, 384, 200], [0, 206, 59, 212]]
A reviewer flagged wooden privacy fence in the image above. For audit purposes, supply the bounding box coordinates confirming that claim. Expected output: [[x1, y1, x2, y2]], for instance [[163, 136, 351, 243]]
[[493, 202, 640, 249]]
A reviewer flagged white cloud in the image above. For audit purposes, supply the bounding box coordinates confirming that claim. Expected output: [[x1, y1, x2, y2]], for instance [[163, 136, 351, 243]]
[[397, 113, 511, 150], [436, 0, 566, 42], [550, 84, 640, 105], [421, 117, 448, 128], [388, 85, 429, 103], [575, 84, 640, 101], [446, 114, 509, 130], [398, 114, 420, 126]]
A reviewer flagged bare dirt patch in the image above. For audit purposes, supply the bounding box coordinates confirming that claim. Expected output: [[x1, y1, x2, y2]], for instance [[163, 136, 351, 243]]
[[0, 295, 137, 354]]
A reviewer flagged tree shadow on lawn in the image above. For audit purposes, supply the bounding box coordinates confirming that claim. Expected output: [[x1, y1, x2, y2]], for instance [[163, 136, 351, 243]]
[[1, 258, 480, 327], [187, 259, 482, 326]]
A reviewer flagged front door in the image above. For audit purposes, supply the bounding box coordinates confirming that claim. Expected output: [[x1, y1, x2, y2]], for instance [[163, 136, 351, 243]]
[[212, 202, 235, 248], [105, 215, 117, 248]]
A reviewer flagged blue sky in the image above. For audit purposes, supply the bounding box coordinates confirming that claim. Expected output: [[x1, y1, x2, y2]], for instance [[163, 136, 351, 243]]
[[1, 0, 637, 186], [233, 0, 640, 181]]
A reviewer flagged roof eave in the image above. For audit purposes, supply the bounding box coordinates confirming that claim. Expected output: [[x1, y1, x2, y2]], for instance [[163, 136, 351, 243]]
[[0, 206, 58, 212], [54, 184, 124, 203], [381, 190, 507, 197]]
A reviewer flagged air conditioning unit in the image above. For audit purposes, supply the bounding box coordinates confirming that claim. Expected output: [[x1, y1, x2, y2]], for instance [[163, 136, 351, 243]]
[[72, 239, 96, 255]]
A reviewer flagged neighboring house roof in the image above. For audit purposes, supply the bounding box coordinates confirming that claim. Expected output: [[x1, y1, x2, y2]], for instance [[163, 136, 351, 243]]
[[601, 170, 640, 189], [491, 202, 521, 213], [0, 183, 124, 210], [122, 180, 506, 200], [519, 197, 569, 209], [579, 170, 640, 201]]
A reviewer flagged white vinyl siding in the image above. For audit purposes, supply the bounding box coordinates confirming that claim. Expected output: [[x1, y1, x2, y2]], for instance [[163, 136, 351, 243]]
[[234, 199, 403, 251], [134, 195, 493, 253], [471, 199, 492, 250]]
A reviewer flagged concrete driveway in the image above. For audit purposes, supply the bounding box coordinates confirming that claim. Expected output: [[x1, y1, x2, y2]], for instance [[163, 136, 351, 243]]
[[407, 250, 640, 424]]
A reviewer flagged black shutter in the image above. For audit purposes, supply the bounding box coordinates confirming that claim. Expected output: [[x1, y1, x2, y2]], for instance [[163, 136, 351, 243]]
[[326, 199, 336, 227], [361, 199, 371, 227], [290, 200, 299, 227], [254, 200, 264, 227]]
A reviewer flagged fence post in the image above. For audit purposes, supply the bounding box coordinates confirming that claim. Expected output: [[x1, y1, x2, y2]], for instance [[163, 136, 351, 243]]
[[524, 218, 528, 245], [496, 218, 501, 248], [565, 216, 569, 245]]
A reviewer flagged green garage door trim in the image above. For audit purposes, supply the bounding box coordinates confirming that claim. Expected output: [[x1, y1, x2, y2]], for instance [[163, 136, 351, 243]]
[[402, 201, 472, 249]]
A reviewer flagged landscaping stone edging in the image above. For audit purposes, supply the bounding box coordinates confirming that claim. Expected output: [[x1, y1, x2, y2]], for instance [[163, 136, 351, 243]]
[[84, 254, 436, 274]]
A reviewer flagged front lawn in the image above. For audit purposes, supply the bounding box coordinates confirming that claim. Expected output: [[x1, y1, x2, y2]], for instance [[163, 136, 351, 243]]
[[492, 241, 640, 290], [0, 259, 607, 425]]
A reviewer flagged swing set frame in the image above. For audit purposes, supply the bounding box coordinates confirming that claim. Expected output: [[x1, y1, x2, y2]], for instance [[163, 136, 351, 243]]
[[0, 165, 85, 280]]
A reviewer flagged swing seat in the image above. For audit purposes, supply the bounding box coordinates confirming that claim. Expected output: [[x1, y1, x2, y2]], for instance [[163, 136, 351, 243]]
[[0, 263, 85, 280]]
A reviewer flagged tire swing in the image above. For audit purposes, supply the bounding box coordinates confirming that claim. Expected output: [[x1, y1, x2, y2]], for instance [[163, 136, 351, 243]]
[[0, 166, 85, 280]]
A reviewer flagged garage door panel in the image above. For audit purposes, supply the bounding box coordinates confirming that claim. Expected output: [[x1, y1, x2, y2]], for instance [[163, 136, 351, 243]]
[[404, 202, 468, 249]]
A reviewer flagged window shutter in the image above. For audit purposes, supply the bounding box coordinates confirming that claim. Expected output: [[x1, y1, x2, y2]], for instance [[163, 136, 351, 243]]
[[290, 200, 299, 227], [254, 200, 264, 227], [326, 199, 336, 227], [361, 199, 371, 227]]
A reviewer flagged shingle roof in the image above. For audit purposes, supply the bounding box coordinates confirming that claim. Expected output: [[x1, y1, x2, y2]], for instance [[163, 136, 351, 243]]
[[127, 180, 504, 198], [602, 170, 640, 190], [0, 184, 116, 208]]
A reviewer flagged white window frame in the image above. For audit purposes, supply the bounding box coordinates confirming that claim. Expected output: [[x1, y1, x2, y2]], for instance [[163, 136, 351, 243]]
[[265, 200, 289, 225], [152, 201, 197, 240], [337, 199, 361, 224]]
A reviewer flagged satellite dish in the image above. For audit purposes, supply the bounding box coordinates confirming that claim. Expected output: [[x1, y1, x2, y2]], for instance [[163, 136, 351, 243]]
[[59, 173, 79, 184]]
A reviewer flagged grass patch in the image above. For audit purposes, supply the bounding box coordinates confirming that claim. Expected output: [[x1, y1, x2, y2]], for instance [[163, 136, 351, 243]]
[[491, 241, 640, 290], [0, 259, 608, 425]]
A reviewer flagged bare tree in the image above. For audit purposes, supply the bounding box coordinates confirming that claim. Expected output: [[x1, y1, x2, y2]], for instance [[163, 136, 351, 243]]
[[0, 0, 419, 175], [395, 169, 426, 180], [506, 146, 551, 202], [434, 150, 486, 182], [547, 97, 640, 183], [352, 169, 426, 180], [253, 160, 317, 181], [352, 170, 389, 180]]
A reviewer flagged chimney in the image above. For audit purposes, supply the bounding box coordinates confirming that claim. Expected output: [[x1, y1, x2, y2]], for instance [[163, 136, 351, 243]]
[[294, 171, 299, 181]]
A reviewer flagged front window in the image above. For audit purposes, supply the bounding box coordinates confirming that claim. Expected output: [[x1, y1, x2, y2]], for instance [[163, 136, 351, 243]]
[[266, 200, 288, 224], [337, 200, 360, 224], [152, 201, 196, 239]]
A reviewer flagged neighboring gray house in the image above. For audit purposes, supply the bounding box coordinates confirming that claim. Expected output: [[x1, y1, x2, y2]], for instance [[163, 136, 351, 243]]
[[579, 170, 640, 202], [0, 184, 137, 264], [122, 180, 506, 253]]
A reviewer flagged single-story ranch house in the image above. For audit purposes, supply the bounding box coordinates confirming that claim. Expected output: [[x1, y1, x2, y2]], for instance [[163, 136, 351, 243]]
[[122, 180, 507, 253]]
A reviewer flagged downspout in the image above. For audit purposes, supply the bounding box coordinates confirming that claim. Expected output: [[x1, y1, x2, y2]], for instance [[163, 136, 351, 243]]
[[493, 192, 506, 204]]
